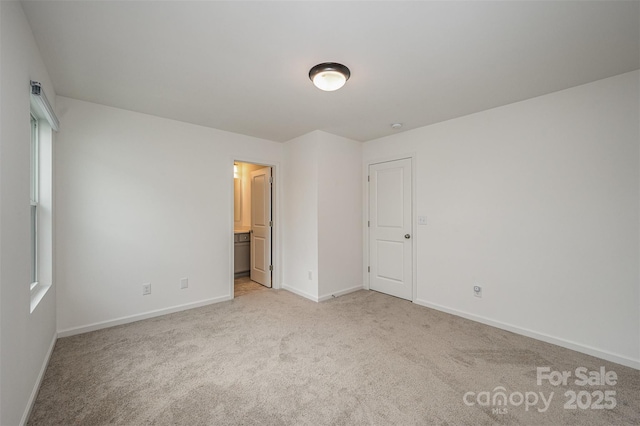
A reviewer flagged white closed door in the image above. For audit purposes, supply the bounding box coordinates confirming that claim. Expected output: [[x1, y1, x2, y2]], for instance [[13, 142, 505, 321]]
[[250, 167, 272, 287], [369, 158, 412, 300]]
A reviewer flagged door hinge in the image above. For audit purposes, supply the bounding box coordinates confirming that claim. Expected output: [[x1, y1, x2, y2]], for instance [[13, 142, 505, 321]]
[[269, 265, 273, 271], [368, 221, 370, 227], [269, 220, 273, 227], [269, 176, 273, 184], [367, 175, 370, 182], [367, 266, 370, 273]]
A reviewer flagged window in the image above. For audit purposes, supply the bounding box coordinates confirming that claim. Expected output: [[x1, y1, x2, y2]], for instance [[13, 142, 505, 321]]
[[30, 113, 39, 286], [29, 80, 57, 312]]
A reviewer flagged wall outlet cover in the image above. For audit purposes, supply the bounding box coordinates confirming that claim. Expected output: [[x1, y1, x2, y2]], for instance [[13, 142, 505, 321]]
[[142, 283, 151, 295]]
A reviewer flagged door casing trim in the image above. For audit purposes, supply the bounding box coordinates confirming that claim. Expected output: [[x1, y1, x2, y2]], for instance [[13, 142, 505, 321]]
[[229, 157, 281, 299]]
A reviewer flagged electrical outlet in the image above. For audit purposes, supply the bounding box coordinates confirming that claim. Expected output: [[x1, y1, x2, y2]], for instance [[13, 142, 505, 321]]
[[473, 285, 482, 298], [142, 283, 151, 295], [418, 216, 428, 225], [180, 277, 188, 289]]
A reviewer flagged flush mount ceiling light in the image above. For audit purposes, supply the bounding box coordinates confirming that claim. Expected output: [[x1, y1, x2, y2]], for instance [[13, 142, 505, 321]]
[[309, 62, 350, 92]]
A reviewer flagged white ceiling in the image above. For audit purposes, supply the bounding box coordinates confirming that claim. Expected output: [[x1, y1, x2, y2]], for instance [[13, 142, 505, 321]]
[[22, 1, 640, 142]]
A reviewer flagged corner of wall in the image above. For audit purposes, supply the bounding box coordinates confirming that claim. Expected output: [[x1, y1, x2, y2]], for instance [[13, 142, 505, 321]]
[[1, 2, 59, 424]]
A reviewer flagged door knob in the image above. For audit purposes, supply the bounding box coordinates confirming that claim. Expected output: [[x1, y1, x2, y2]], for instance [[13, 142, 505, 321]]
[[405, 234, 411, 239]]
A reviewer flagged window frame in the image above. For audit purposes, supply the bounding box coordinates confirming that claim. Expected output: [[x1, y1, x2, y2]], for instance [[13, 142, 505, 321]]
[[30, 112, 39, 287], [29, 81, 57, 312]]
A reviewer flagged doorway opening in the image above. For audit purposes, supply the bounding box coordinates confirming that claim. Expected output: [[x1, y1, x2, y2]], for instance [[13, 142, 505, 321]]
[[233, 161, 274, 298]]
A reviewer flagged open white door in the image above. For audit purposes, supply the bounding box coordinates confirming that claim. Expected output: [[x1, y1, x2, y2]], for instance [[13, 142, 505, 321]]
[[369, 158, 412, 300], [250, 167, 272, 287]]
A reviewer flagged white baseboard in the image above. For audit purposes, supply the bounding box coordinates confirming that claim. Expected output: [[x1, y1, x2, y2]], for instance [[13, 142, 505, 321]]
[[281, 284, 364, 303], [281, 284, 319, 302], [20, 331, 57, 426], [414, 298, 640, 370], [318, 285, 364, 302], [57, 295, 233, 338]]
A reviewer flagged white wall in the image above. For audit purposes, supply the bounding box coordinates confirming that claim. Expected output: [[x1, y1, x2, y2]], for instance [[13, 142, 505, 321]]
[[0, 2, 58, 424], [363, 71, 640, 368], [317, 133, 363, 300], [282, 132, 320, 299], [55, 97, 283, 334], [283, 131, 363, 301]]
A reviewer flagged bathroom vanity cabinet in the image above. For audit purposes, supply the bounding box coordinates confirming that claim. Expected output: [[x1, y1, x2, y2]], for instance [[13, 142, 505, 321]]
[[234, 232, 250, 277]]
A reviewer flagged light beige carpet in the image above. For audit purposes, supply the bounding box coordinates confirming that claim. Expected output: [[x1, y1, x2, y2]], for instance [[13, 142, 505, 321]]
[[28, 289, 639, 425]]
